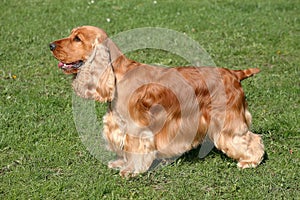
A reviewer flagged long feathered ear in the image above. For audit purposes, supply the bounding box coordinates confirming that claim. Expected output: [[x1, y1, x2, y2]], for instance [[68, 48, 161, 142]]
[[72, 43, 115, 102]]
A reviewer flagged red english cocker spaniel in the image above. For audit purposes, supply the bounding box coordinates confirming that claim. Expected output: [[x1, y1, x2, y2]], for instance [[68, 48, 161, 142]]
[[50, 26, 264, 177]]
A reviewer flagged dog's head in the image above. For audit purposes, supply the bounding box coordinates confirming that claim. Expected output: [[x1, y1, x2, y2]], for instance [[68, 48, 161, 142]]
[[49, 26, 108, 74]]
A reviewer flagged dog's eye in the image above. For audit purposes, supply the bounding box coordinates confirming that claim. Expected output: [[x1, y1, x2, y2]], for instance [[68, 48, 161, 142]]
[[74, 36, 81, 42]]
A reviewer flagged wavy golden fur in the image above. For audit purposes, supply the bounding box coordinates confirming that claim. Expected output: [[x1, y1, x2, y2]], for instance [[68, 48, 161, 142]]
[[50, 26, 264, 177]]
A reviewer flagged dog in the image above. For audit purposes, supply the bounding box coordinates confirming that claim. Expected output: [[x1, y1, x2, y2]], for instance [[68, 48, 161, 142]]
[[50, 26, 264, 177]]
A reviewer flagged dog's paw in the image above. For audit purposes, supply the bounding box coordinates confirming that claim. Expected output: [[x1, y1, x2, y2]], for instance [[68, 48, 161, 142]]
[[119, 169, 138, 178], [108, 159, 125, 169], [237, 161, 259, 169]]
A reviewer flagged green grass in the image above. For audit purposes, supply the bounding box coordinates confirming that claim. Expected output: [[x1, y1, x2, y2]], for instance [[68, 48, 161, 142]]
[[1, 0, 299, 199]]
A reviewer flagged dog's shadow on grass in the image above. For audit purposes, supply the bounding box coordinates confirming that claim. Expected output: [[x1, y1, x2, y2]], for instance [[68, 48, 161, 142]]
[[181, 146, 227, 163], [182, 146, 268, 165], [149, 144, 268, 172], [148, 146, 221, 171]]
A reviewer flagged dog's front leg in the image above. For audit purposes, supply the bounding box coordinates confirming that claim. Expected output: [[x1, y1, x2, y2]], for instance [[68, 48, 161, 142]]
[[108, 157, 126, 169], [119, 131, 157, 177], [119, 151, 156, 177]]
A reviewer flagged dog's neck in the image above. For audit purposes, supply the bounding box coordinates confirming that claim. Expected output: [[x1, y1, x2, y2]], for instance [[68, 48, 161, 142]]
[[112, 56, 140, 82], [105, 39, 140, 82]]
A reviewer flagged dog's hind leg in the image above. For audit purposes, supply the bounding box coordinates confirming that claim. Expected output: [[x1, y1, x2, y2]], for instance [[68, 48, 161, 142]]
[[216, 124, 264, 168]]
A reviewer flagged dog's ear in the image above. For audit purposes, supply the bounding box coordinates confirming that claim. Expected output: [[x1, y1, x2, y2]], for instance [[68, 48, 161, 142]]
[[72, 43, 115, 102]]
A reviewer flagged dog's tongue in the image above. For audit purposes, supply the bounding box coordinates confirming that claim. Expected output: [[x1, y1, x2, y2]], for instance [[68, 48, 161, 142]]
[[58, 62, 64, 68], [58, 62, 74, 69]]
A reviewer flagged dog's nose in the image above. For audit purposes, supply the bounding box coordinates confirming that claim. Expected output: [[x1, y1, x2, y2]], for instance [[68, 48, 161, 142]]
[[49, 43, 56, 51]]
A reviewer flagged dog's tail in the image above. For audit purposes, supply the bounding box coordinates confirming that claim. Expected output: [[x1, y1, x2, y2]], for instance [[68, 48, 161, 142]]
[[232, 68, 260, 81]]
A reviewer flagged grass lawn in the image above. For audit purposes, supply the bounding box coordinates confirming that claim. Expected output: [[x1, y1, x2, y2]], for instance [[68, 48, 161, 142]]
[[0, 0, 299, 199]]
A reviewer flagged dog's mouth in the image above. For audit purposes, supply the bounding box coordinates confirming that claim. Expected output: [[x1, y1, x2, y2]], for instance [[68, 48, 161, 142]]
[[58, 60, 84, 70]]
